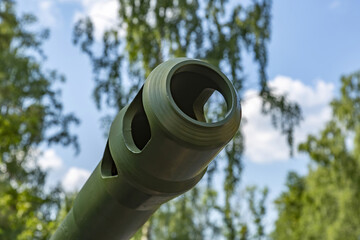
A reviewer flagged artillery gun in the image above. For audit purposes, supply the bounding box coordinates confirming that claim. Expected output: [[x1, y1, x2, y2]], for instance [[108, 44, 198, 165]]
[[51, 58, 241, 240]]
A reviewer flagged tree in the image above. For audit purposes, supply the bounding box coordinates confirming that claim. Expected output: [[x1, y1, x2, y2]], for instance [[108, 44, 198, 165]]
[[73, 0, 301, 238], [272, 71, 360, 240], [0, 0, 79, 239], [246, 186, 268, 240]]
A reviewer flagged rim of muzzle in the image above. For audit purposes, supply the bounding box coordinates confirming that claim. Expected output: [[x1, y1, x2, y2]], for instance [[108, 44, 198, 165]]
[[145, 58, 241, 148]]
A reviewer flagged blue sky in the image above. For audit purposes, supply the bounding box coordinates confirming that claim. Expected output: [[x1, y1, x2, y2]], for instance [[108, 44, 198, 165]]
[[17, 0, 360, 231]]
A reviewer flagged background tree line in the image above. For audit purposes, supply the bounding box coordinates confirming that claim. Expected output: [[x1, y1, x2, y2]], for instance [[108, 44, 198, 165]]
[[0, 0, 359, 239]]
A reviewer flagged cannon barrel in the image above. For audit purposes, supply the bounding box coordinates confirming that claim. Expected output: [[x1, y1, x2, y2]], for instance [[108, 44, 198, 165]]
[[50, 58, 241, 240]]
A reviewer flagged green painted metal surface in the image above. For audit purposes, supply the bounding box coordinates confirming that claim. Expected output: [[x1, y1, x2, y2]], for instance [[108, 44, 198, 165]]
[[50, 58, 241, 240]]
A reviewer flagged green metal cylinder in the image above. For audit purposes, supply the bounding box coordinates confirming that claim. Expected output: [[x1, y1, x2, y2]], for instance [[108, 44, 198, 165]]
[[50, 58, 241, 240]]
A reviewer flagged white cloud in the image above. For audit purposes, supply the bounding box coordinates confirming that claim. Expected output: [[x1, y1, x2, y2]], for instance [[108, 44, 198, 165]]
[[62, 167, 91, 192], [269, 76, 334, 107], [73, 0, 121, 40], [37, 0, 59, 27], [243, 76, 334, 163], [38, 149, 63, 170], [24, 148, 63, 171]]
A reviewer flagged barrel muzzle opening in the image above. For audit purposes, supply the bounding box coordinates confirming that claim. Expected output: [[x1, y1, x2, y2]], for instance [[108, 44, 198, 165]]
[[169, 63, 234, 126]]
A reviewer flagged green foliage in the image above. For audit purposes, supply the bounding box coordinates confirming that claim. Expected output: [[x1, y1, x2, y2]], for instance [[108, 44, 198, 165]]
[[272, 71, 360, 240], [145, 189, 213, 240], [246, 186, 268, 240], [0, 0, 79, 238], [72, 0, 302, 239]]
